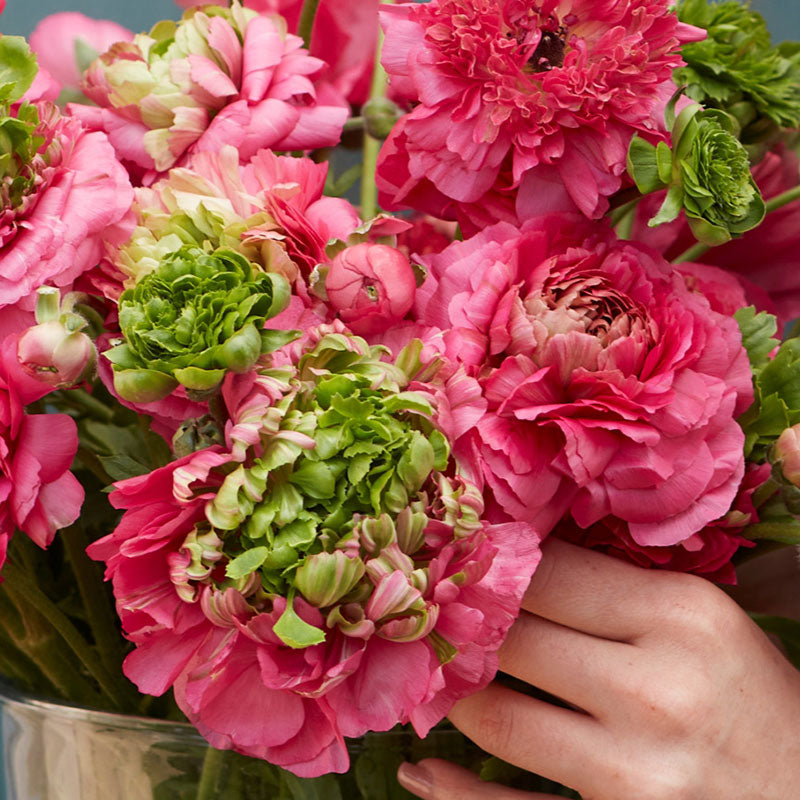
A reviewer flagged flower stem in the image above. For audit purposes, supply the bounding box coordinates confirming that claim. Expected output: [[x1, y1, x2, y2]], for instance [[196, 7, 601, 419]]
[[2, 561, 138, 711], [360, 0, 393, 220], [196, 747, 231, 800], [61, 523, 126, 676], [297, 0, 322, 49], [673, 183, 800, 264]]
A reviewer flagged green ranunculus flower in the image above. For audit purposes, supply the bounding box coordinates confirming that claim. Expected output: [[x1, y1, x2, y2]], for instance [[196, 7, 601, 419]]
[[186, 332, 464, 648], [105, 246, 293, 402], [627, 103, 765, 246], [675, 0, 800, 138]]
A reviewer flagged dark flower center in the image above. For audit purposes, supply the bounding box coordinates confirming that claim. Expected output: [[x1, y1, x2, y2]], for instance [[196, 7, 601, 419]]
[[528, 27, 566, 72]]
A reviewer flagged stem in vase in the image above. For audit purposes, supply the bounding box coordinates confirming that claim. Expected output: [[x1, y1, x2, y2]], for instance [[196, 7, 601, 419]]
[[2, 561, 139, 712], [62, 524, 127, 677], [196, 746, 231, 800]]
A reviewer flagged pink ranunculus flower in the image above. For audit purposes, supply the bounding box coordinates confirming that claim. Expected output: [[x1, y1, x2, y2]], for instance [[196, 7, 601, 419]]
[[554, 463, 768, 583], [376, 0, 704, 225], [0, 326, 84, 576], [69, 4, 348, 178], [414, 215, 753, 549], [633, 145, 800, 326], [173, 0, 378, 106], [0, 100, 134, 311], [88, 332, 540, 776], [325, 243, 417, 335], [30, 12, 133, 93], [108, 145, 363, 308]]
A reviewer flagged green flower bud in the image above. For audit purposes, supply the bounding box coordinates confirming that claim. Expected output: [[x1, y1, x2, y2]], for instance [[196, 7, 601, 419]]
[[295, 551, 366, 608], [628, 103, 765, 246], [363, 97, 402, 140], [105, 246, 293, 402]]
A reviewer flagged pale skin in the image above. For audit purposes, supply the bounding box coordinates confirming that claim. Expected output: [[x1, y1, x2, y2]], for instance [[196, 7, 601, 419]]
[[397, 539, 800, 800]]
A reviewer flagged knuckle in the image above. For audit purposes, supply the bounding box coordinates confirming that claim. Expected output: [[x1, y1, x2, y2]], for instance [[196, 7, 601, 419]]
[[470, 701, 518, 757]]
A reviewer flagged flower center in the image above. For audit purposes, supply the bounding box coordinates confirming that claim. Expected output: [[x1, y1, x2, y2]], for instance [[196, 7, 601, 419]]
[[528, 27, 567, 72]]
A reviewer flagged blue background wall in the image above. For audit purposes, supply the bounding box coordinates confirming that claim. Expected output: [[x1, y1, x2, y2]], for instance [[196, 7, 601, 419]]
[[2, 0, 799, 39]]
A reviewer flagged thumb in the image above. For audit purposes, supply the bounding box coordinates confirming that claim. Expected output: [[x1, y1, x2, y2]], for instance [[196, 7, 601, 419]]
[[397, 758, 565, 800]]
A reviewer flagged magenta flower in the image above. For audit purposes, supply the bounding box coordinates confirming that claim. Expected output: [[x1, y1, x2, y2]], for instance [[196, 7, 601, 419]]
[[0, 102, 134, 311], [325, 243, 417, 335], [30, 12, 133, 93], [376, 0, 703, 224], [0, 321, 84, 576], [414, 215, 753, 550], [70, 4, 348, 177], [88, 332, 540, 776], [173, 0, 379, 105], [555, 463, 768, 583]]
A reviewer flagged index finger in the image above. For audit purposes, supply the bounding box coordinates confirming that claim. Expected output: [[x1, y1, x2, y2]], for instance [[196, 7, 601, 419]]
[[523, 538, 674, 641]]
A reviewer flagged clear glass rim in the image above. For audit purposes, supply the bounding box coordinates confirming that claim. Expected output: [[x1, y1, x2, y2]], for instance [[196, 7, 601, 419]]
[[0, 678, 204, 738]]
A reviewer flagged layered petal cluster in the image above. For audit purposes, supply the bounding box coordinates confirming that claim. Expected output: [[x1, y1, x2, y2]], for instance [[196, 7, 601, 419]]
[[415, 216, 753, 554], [88, 331, 540, 776], [376, 0, 703, 227], [0, 100, 134, 310], [70, 3, 348, 177], [554, 463, 768, 583], [173, 0, 379, 105], [106, 146, 362, 305], [0, 327, 84, 576]]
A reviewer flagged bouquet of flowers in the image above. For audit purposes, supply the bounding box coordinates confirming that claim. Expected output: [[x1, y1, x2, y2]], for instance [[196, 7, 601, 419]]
[[1, 0, 800, 795]]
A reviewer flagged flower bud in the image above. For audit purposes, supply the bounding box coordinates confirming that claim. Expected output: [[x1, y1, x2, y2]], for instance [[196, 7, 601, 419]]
[[363, 97, 401, 140], [325, 243, 416, 336], [774, 424, 800, 487], [17, 290, 97, 388], [294, 551, 366, 608]]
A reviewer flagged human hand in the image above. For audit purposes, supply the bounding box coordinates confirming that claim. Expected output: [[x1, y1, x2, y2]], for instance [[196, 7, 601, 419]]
[[396, 539, 800, 799]]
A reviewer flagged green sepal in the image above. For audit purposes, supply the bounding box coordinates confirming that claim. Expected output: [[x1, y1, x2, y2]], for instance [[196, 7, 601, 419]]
[[627, 136, 665, 195], [172, 366, 226, 391], [112, 368, 179, 403], [649, 183, 684, 227], [272, 594, 326, 649]]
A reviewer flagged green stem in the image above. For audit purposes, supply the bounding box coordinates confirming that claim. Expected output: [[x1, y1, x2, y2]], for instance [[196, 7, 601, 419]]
[[61, 524, 126, 676], [752, 478, 779, 510], [297, 0, 322, 49], [59, 387, 115, 422], [196, 747, 230, 800], [673, 183, 800, 264], [360, 0, 393, 220], [2, 562, 137, 711], [76, 445, 113, 485], [2, 584, 104, 706], [673, 240, 711, 264], [343, 116, 365, 133]]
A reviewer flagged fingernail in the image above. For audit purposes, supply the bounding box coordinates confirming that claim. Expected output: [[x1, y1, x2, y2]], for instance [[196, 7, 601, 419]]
[[397, 762, 433, 798]]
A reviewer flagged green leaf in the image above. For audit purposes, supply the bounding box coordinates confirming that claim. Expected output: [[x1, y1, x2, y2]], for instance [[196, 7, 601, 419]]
[[354, 746, 415, 800], [98, 454, 151, 481], [0, 36, 38, 104], [735, 307, 778, 371], [272, 595, 326, 649], [289, 461, 337, 500], [225, 546, 269, 580]]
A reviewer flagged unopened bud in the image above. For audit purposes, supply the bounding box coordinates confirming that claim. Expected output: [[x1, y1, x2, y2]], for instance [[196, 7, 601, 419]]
[[18, 319, 97, 388], [295, 551, 365, 608], [363, 97, 401, 140], [773, 425, 800, 487]]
